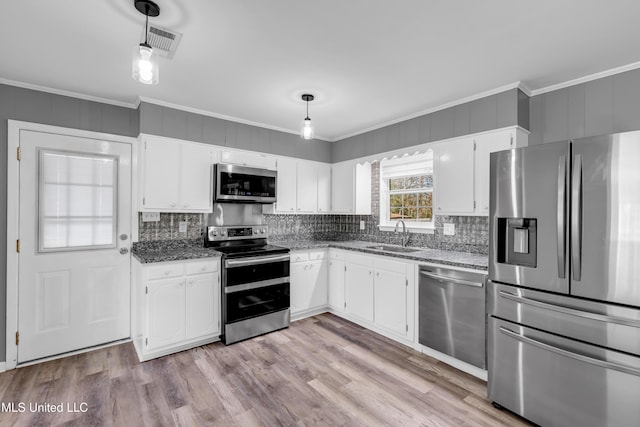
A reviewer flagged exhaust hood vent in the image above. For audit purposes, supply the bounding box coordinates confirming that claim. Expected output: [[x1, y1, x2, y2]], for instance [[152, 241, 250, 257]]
[[141, 25, 182, 59]]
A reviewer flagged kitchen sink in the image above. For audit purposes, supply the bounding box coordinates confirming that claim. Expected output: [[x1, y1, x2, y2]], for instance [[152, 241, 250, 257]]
[[365, 245, 420, 253]]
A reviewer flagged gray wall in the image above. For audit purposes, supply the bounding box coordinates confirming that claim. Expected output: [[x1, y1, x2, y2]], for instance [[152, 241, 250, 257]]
[[332, 88, 529, 162], [528, 68, 640, 145], [0, 83, 140, 363], [139, 102, 332, 163]]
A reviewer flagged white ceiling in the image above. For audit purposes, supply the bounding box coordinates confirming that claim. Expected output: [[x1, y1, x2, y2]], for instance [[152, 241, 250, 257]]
[[1, 1, 640, 141]]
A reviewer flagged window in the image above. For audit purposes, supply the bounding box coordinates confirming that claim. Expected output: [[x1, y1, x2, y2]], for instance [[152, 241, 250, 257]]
[[38, 150, 118, 252], [379, 151, 434, 230]]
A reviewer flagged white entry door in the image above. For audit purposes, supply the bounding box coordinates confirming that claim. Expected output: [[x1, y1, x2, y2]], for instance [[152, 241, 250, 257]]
[[17, 130, 131, 364]]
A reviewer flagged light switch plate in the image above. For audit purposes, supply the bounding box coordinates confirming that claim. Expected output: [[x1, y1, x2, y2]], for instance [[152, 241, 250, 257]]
[[178, 221, 187, 233], [443, 223, 455, 236], [360, 220, 365, 230], [142, 212, 160, 222]]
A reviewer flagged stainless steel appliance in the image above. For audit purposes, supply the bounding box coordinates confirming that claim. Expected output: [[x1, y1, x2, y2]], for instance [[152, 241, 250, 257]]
[[205, 225, 290, 344], [214, 164, 277, 204], [418, 266, 486, 369], [488, 131, 640, 427]]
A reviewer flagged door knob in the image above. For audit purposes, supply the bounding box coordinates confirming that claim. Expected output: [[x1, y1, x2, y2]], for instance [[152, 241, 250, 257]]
[[119, 247, 129, 255]]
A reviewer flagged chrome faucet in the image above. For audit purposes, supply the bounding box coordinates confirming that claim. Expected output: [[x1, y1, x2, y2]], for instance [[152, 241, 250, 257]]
[[394, 220, 410, 247]]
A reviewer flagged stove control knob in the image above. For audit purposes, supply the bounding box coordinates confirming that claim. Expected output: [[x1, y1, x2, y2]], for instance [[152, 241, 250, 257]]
[[261, 228, 266, 234], [220, 230, 227, 236]]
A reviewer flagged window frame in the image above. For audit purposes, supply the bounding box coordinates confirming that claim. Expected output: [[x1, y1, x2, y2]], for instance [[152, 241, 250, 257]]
[[37, 149, 119, 253], [378, 152, 435, 232]]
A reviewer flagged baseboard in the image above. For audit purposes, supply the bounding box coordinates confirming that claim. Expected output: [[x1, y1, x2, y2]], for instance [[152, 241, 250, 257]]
[[0, 361, 6, 373], [135, 335, 220, 362], [291, 306, 329, 322]]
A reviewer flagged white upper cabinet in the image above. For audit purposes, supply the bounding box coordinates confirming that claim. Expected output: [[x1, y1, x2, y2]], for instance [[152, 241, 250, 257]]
[[317, 163, 332, 213], [275, 157, 331, 214], [139, 135, 215, 212], [330, 162, 354, 213], [331, 161, 371, 214], [434, 137, 476, 215], [275, 157, 297, 213], [296, 162, 318, 213]]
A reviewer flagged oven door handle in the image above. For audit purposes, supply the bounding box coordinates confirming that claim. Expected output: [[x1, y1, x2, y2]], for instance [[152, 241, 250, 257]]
[[225, 254, 290, 268], [224, 277, 289, 294]]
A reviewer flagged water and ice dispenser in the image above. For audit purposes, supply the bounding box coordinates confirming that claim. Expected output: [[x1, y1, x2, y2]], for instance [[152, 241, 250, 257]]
[[496, 218, 537, 268]]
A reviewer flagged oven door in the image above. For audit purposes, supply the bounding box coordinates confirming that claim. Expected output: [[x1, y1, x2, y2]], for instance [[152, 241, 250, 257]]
[[215, 164, 277, 203], [223, 253, 290, 323], [225, 281, 290, 324]]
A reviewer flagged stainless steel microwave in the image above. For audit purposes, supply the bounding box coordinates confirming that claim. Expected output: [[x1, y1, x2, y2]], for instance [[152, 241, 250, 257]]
[[214, 163, 277, 204]]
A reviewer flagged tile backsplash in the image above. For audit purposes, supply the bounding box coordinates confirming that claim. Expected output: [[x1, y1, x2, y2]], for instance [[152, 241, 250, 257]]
[[139, 211, 488, 254], [263, 214, 488, 254], [138, 212, 204, 241]]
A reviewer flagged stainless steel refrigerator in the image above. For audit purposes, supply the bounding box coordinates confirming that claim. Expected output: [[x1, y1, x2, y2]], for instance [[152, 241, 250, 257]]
[[487, 131, 640, 427]]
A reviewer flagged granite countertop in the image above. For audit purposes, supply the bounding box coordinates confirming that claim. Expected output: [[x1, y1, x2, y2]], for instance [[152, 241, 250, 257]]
[[273, 240, 488, 271], [132, 239, 222, 264], [132, 238, 487, 271]]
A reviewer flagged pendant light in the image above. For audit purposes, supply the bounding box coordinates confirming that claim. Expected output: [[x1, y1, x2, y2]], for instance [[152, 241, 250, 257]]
[[132, 0, 160, 85], [300, 94, 315, 140]]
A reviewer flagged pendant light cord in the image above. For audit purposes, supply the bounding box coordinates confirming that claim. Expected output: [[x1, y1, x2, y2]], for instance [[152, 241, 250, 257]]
[[144, 4, 149, 45]]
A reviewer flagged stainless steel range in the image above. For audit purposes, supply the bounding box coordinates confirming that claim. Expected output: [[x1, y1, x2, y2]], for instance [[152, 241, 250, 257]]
[[205, 225, 290, 345]]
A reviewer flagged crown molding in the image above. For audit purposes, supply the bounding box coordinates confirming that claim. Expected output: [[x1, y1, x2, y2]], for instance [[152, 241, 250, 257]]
[[0, 78, 137, 109], [529, 61, 640, 96]]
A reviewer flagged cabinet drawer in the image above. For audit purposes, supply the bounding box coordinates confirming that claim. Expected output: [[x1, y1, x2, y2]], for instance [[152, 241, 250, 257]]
[[186, 260, 218, 275], [291, 252, 309, 263], [329, 249, 346, 261], [346, 252, 374, 267], [147, 263, 184, 280], [308, 249, 327, 260], [375, 258, 407, 274]]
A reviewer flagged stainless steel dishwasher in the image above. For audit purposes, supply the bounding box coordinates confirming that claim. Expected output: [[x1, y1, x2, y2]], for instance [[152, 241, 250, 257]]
[[419, 265, 487, 369]]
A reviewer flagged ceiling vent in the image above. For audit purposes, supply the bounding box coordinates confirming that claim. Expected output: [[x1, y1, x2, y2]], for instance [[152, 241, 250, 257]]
[[142, 25, 182, 59]]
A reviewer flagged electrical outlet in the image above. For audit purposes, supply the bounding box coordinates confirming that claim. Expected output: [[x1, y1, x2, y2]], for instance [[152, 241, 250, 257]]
[[142, 212, 160, 222], [443, 223, 455, 236], [360, 220, 365, 230], [178, 221, 187, 233]]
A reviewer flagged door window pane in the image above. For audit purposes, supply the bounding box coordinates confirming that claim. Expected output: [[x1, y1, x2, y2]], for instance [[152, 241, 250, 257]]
[[39, 150, 118, 251]]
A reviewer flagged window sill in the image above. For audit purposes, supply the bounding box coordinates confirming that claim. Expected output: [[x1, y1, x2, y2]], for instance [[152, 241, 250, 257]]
[[377, 224, 435, 234]]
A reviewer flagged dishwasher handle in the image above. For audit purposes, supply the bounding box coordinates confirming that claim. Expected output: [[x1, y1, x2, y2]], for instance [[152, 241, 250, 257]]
[[419, 270, 484, 288]]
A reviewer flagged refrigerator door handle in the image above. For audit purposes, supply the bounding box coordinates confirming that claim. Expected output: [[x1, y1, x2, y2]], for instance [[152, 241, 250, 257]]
[[499, 327, 640, 377], [557, 155, 567, 278], [498, 290, 640, 328], [571, 154, 583, 281]]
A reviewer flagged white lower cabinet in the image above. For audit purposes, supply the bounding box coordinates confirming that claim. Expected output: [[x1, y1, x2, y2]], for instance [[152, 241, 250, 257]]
[[290, 249, 328, 318], [328, 250, 347, 312], [335, 252, 414, 343], [345, 255, 374, 323], [133, 258, 220, 361], [373, 260, 410, 338], [147, 278, 187, 350]]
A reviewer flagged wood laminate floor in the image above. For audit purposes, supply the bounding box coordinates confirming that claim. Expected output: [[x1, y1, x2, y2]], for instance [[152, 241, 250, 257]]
[[0, 313, 532, 426]]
